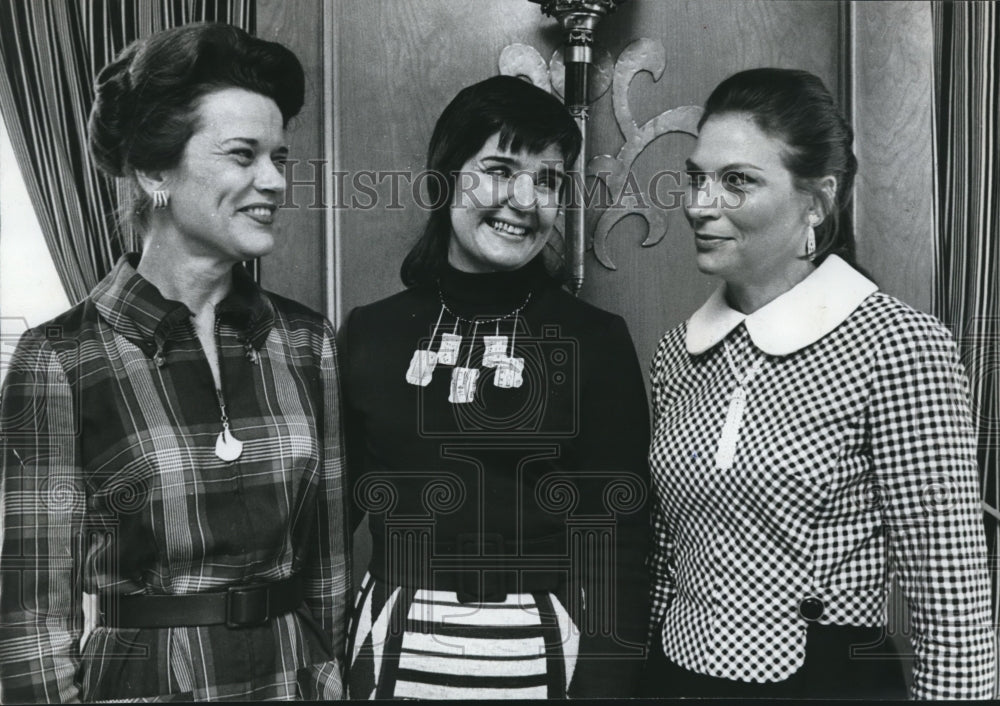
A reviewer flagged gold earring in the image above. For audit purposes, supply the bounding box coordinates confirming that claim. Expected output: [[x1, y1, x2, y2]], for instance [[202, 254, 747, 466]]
[[152, 190, 170, 209]]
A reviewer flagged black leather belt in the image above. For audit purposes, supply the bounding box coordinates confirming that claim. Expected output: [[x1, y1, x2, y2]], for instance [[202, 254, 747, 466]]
[[100, 575, 303, 629]]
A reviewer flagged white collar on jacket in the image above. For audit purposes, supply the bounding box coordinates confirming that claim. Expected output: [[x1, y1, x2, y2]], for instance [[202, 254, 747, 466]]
[[684, 254, 879, 356]]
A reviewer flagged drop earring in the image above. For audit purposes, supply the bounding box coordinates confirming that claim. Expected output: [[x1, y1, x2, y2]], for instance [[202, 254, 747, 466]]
[[806, 213, 820, 259]]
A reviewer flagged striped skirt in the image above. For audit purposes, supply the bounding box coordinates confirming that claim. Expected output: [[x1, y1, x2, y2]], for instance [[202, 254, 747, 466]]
[[346, 572, 580, 699]]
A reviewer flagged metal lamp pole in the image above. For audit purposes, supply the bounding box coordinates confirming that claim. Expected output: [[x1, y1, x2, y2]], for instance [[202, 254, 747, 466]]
[[530, 0, 625, 293]]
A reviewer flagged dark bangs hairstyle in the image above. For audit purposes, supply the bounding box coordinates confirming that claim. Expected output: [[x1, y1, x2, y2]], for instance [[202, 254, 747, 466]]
[[699, 68, 858, 265], [400, 75, 582, 288], [88, 23, 305, 232]]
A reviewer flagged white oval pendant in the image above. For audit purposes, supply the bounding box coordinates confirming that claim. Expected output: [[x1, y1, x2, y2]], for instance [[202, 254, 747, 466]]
[[215, 428, 243, 461]]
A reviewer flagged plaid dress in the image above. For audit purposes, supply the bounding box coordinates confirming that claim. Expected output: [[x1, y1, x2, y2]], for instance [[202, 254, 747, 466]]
[[648, 255, 996, 699], [0, 255, 349, 702]]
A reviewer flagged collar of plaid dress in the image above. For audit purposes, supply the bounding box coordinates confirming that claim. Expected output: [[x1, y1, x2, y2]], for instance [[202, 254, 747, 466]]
[[92, 253, 276, 361], [685, 254, 878, 356]]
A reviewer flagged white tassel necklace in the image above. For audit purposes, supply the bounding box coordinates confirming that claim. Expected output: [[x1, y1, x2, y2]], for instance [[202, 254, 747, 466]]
[[714, 338, 763, 470]]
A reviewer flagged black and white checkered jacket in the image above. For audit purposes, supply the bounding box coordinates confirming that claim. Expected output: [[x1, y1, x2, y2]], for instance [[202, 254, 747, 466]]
[[648, 255, 996, 699]]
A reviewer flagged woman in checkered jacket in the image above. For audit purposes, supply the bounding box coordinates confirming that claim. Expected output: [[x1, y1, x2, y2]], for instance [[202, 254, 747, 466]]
[[642, 68, 996, 699]]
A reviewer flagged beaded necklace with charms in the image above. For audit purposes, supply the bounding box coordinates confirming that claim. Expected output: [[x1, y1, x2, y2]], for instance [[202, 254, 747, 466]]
[[404, 287, 532, 404]]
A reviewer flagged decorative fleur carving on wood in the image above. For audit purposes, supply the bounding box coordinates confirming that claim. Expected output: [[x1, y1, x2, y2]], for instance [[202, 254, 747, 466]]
[[590, 39, 702, 269], [499, 42, 614, 103], [499, 38, 703, 270]]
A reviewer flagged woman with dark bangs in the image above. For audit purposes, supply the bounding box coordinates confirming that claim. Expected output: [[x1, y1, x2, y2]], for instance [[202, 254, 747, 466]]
[[341, 75, 651, 699]]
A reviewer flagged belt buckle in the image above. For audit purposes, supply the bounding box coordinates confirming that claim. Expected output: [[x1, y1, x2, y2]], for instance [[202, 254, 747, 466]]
[[456, 533, 507, 604], [226, 584, 270, 628]]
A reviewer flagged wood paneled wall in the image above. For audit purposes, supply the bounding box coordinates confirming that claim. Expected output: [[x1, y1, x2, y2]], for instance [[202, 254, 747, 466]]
[[256, 0, 325, 312], [261, 0, 936, 382], [850, 1, 936, 313], [577, 0, 842, 373]]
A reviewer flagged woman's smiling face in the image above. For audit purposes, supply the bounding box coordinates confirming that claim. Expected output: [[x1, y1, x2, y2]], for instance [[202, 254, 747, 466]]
[[447, 131, 566, 273], [684, 112, 814, 289], [158, 87, 288, 264]]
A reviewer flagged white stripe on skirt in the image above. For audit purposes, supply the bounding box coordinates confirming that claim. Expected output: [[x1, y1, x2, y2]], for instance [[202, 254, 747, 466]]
[[347, 572, 580, 699]]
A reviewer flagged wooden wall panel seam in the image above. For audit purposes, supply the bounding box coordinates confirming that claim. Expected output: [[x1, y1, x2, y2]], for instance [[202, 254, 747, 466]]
[[840, 0, 857, 249], [324, 0, 342, 324]]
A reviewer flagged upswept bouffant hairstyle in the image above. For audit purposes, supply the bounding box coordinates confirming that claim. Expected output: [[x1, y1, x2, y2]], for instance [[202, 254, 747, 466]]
[[699, 68, 858, 265], [400, 75, 582, 288], [88, 23, 305, 231]]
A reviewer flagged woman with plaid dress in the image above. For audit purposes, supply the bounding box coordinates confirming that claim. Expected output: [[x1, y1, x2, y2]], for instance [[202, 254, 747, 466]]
[[0, 24, 348, 702], [643, 68, 996, 699]]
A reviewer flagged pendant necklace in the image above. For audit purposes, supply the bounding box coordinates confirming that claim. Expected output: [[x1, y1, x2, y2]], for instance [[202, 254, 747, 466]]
[[482, 320, 508, 368], [194, 311, 245, 462], [714, 338, 763, 470], [404, 287, 532, 404], [493, 312, 525, 389], [449, 321, 480, 404], [405, 305, 446, 386], [438, 320, 462, 365], [214, 387, 244, 461]]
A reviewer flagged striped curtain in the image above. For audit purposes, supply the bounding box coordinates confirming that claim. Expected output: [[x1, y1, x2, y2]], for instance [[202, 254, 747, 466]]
[[932, 0, 1000, 677], [0, 0, 255, 304]]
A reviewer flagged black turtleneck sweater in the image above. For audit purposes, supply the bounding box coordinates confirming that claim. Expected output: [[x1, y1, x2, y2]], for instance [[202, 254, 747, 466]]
[[341, 258, 650, 697]]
